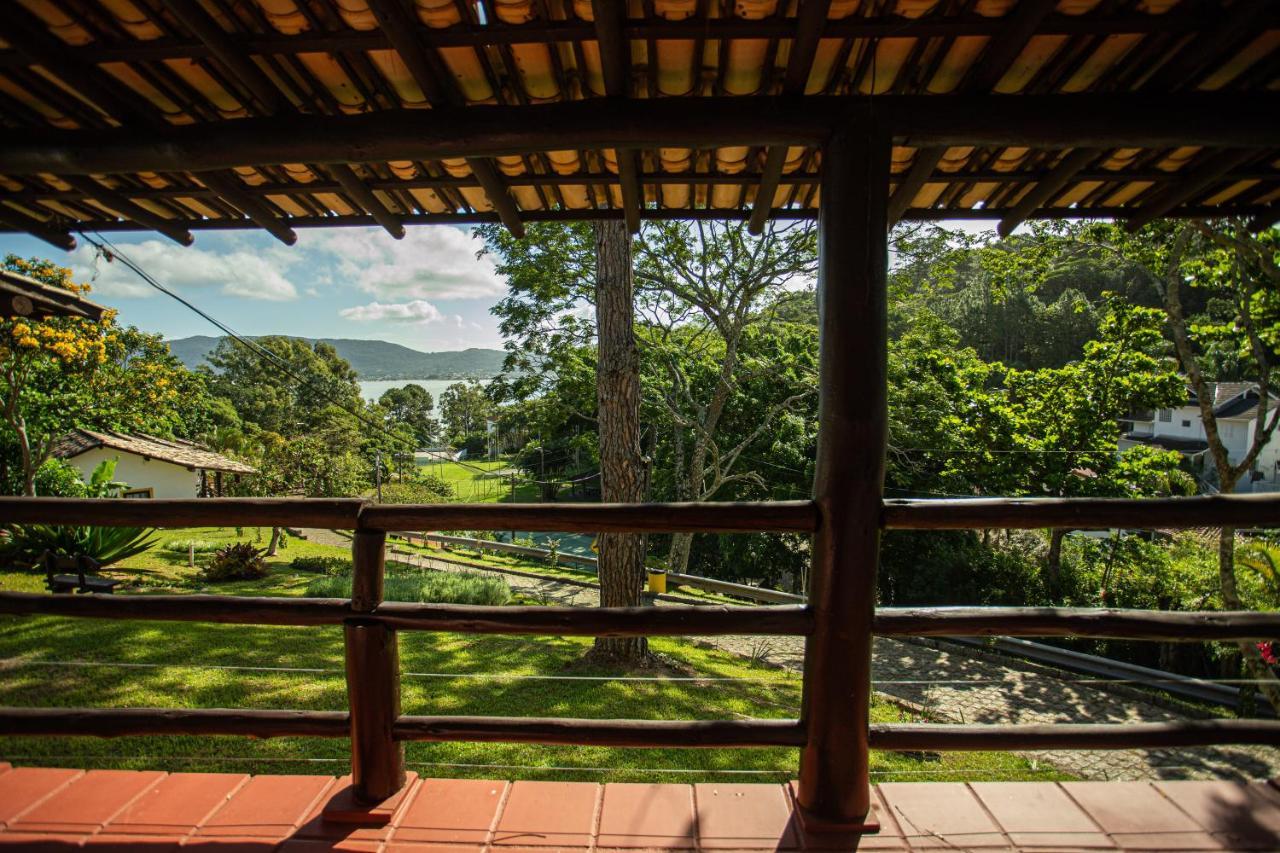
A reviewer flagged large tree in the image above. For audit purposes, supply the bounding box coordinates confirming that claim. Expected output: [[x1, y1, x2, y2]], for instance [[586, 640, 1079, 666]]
[[378, 383, 439, 448], [1, 255, 207, 495], [590, 220, 650, 662], [1097, 220, 1280, 709], [636, 222, 817, 573]]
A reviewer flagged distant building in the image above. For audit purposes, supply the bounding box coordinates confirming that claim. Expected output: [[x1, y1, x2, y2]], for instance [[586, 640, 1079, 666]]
[[1120, 382, 1280, 492], [53, 429, 255, 498]]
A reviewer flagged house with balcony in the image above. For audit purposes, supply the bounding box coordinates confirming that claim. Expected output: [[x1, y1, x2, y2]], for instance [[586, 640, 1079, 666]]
[[1121, 383, 1280, 492]]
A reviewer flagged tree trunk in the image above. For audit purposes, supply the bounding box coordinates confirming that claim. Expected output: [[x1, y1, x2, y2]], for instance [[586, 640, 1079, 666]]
[[266, 526, 282, 557], [590, 220, 649, 663], [1045, 527, 1068, 594]]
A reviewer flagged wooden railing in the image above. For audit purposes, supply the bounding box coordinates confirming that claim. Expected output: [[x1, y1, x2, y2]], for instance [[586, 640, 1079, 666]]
[[2, 495, 1280, 818]]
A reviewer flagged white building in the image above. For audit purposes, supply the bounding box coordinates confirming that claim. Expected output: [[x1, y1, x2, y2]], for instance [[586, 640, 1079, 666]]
[[53, 429, 255, 499], [1120, 383, 1280, 492]]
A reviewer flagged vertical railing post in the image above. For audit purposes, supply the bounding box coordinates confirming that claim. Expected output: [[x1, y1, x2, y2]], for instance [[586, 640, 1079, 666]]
[[796, 114, 891, 830], [346, 527, 405, 803]]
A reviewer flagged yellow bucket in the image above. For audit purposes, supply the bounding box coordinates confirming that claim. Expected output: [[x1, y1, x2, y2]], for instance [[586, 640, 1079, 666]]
[[647, 570, 668, 595]]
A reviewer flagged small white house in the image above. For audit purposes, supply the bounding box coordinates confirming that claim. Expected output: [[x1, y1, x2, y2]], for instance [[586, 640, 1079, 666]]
[[53, 429, 255, 499], [1120, 383, 1280, 492]]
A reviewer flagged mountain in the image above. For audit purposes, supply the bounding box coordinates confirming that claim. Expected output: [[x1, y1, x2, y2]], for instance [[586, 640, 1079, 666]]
[[166, 335, 506, 380]]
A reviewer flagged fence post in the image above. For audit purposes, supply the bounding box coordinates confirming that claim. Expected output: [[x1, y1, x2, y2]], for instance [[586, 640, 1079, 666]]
[[796, 114, 890, 831], [346, 528, 405, 803]]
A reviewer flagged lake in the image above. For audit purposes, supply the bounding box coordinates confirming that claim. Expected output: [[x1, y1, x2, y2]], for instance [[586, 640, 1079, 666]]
[[359, 378, 490, 413]]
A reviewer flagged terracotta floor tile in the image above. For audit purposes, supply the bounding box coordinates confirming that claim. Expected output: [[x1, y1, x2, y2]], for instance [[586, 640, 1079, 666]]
[[385, 845, 490, 853], [104, 772, 248, 836], [1062, 781, 1221, 851], [1154, 781, 1280, 850], [11, 769, 166, 834], [492, 781, 599, 847], [393, 778, 507, 844], [278, 839, 384, 852], [181, 836, 285, 851], [694, 783, 798, 850], [0, 763, 10, 775], [293, 776, 401, 843], [0, 768, 82, 828], [877, 782, 1008, 849], [597, 783, 696, 849], [971, 782, 1113, 849], [785, 784, 906, 851], [83, 833, 184, 850], [200, 775, 336, 838], [0, 831, 90, 849]]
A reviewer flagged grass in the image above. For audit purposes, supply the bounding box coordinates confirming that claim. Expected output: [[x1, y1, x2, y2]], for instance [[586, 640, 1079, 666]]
[[306, 569, 511, 605], [0, 527, 1069, 784]]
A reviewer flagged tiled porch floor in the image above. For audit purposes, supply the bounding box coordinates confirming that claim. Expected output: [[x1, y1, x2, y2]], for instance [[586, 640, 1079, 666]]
[[1, 762, 1279, 851]]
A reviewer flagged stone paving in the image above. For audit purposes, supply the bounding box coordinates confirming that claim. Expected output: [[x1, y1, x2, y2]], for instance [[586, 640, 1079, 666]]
[[309, 531, 1280, 782]]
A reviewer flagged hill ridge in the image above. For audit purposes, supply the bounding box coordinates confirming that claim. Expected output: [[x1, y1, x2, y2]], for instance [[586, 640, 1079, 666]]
[[167, 334, 504, 380]]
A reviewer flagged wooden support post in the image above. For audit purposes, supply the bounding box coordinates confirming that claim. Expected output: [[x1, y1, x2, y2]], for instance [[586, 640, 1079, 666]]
[[796, 115, 890, 831], [344, 528, 405, 806]]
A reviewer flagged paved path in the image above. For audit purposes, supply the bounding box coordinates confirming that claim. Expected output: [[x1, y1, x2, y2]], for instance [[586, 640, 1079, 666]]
[[306, 530, 1280, 782]]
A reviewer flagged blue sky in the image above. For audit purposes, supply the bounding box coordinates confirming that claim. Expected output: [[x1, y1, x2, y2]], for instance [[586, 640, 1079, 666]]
[[0, 225, 508, 352], [1, 220, 997, 354]]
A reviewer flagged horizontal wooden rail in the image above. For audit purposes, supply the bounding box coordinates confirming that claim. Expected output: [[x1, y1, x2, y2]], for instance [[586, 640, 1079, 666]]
[[0, 497, 364, 529], [392, 716, 806, 747], [874, 607, 1280, 641], [0, 592, 813, 636], [870, 720, 1280, 751], [361, 501, 819, 533], [883, 494, 1280, 530], [0, 707, 349, 738]]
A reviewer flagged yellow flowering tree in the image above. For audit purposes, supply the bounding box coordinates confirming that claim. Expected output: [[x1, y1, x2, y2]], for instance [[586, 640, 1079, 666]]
[[2, 255, 204, 496]]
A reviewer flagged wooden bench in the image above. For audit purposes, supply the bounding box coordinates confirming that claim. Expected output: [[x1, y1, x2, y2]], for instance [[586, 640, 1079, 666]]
[[44, 553, 120, 595]]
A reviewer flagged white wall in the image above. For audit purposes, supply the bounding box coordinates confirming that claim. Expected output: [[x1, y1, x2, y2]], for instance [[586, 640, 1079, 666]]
[[63, 447, 201, 499]]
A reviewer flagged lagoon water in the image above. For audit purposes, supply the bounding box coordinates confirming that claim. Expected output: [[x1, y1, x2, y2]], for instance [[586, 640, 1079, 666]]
[[358, 378, 487, 413]]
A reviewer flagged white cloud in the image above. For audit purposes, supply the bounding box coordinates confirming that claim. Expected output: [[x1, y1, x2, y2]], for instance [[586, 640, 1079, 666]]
[[339, 299, 444, 324], [301, 227, 503, 301], [70, 240, 298, 302]]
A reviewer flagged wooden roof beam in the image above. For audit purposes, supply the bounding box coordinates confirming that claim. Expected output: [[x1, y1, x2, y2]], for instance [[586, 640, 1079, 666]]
[[1, 95, 1277, 176], [1125, 149, 1256, 232], [60, 175, 193, 246], [169, 0, 405, 241], [888, 0, 1056, 225], [1142, 0, 1272, 92], [747, 0, 831, 235], [592, 0, 641, 234], [0, 204, 76, 251], [366, 0, 523, 238], [996, 147, 1100, 237], [196, 171, 297, 245]]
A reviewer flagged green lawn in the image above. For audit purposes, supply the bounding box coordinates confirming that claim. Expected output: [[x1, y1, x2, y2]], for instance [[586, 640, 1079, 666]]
[[0, 528, 1068, 784]]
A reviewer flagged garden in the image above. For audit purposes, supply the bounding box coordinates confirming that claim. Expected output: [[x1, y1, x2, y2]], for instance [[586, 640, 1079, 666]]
[[0, 524, 1062, 784]]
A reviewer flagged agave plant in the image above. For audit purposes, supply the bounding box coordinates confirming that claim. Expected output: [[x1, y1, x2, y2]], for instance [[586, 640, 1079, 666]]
[[0, 524, 158, 570]]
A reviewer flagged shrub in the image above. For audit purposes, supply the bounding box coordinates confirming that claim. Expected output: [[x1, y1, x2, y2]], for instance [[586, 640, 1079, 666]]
[[0, 524, 157, 570], [305, 569, 510, 605], [290, 555, 352, 575], [162, 539, 220, 555], [203, 542, 268, 582], [380, 478, 454, 503]]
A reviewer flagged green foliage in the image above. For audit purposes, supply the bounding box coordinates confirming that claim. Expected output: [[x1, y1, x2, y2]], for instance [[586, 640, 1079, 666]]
[[378, 383, 439, 447], [440, 381, 494, 446], [379, 476, 454, 503], [289, 555, 352, 575], [305, 569, 511, 605], [879, 531, 1043, 606], [0, 523, 157, 570], [162, 539, 220, 555], [202, 542, 268, 582]]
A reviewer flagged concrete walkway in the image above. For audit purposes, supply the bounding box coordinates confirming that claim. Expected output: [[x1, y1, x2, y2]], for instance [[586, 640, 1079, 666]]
[[304, 530, 1280, 782]]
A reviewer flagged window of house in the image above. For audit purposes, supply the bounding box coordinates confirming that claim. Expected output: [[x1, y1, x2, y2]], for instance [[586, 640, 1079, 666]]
[[1158, 409, 1172, 422], [122, 487, 153, 499], [1182, 420, 1191, 428]]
